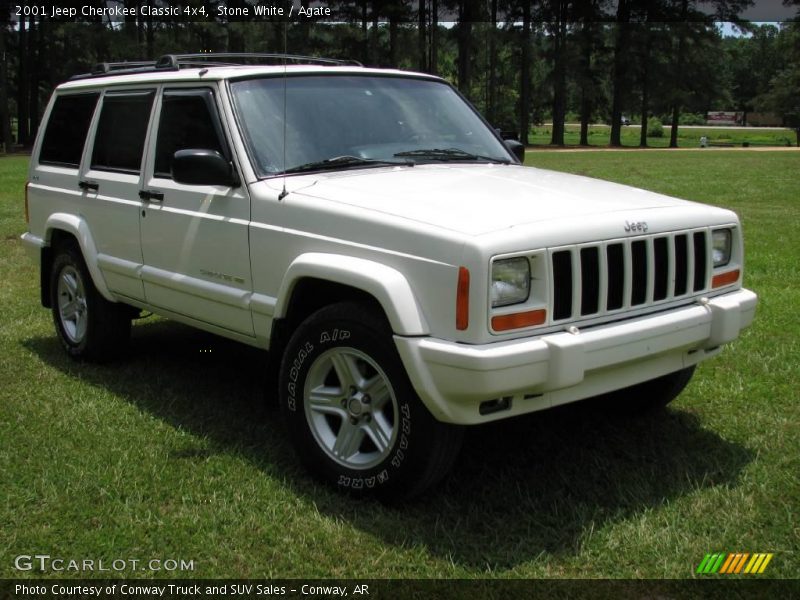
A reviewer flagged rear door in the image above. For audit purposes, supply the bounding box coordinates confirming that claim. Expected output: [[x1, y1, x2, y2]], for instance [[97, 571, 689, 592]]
[[76, 88, 155, 301], [139, 86, 253, 336]]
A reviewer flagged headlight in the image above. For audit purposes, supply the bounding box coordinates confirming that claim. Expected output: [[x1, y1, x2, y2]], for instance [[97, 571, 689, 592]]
[[491, 257, 530, 307], [712, 229, 732, 267]]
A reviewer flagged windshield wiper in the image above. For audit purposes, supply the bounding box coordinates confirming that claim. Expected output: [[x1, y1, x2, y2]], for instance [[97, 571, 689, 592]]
[[393, 148, 510, 164], [282, 155, 414, 175]]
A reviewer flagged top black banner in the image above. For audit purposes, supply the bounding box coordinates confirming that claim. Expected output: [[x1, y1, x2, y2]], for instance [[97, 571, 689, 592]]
[[8, 0, 800, 24]]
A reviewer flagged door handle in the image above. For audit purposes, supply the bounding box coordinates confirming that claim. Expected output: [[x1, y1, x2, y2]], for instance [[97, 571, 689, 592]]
[[139, 190, 164, 202], [78, 180, 99, 192]]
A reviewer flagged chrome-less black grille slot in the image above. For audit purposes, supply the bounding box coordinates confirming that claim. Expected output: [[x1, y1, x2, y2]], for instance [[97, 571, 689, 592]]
[[580, 247, 600, 315], [653, 237, 668, 301], [552, 250, 573, 320], [631, 240, 647, 306], [693, 232, 707, 291], [606, 243, 625, 310], [674, 234, 689, 296]]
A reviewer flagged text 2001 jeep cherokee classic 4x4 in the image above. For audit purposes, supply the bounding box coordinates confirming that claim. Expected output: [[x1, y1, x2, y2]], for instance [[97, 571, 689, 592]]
[[22, 54, 757, 499]]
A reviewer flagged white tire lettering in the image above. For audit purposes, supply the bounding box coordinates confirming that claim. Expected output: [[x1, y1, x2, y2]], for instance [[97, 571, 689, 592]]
[[286, 341, 314, 412], [320, 329, 351, 344]]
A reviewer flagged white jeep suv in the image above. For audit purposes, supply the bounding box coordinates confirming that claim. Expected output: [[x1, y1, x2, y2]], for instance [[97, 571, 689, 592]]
[[22, 54, 757, 499]]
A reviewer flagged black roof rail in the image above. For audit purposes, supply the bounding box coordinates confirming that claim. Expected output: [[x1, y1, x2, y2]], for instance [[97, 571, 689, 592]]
[[93, 60, 158, 74], [158, 53, 363, 67], [70, 52, 362, 80], [69, 60, 165, 81]]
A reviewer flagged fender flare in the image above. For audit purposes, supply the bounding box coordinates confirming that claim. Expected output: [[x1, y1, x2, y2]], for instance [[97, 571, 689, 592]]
[[274, 253, 429, 336], [44, 213, 115, 302]]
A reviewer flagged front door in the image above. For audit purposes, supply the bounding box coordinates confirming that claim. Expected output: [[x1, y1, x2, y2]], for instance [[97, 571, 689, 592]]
[[139, 86, 253, 336]]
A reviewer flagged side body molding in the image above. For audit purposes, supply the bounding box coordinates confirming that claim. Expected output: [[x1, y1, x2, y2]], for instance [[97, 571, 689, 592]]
[[274, 253, 429, 336], [44, 212, 115, 301]]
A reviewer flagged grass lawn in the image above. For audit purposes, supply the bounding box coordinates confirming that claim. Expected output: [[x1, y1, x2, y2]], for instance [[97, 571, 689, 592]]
[[1, 151, 798, 581], [528, 124, 797, 148]]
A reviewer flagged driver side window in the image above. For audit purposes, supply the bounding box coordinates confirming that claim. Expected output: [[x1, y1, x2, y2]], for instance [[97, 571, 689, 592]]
[[154, 89, 226, 178]]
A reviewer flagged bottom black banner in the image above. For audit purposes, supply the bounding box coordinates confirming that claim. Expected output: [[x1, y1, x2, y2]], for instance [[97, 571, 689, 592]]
[[2, 579, 799, 600]]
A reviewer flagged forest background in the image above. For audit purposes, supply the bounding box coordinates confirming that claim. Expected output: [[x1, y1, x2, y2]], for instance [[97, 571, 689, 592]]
[[1, 0, 799, 152]]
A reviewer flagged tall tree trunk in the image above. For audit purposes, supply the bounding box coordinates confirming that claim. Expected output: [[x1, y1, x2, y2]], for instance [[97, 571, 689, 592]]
[[124, 0, 138, 45], [137, 2, 144, 53], [669, 12, 688, 148], [457, 2, 472, 96], [361, 1, 368, 65], [226, 0, 246, 52], [610, 0, 630, 147], [92, 12, 108, 61], [639, 23, 653, 148], [389, 18, 398, 67], [146, 0, 154, 58], [38, 17, 50, 123], [17, 15, 29, 147], [550, 11, 567, 146], [519, 0, 531, 146], [579, 22, 593, 147], [487, 0, 498, 125], [418, 0, 427, 71], [430, 0, 438, 74], [0, 18, 12, 151], [370, 2, 379, 66], [28, 17, 40, 146]]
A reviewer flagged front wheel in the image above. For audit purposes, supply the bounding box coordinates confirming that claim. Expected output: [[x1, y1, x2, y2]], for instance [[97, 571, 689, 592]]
[[279, 303, 463, 500]]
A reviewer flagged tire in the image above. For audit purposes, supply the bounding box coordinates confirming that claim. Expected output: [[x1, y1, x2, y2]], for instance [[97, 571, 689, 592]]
[[279, 302, 464, 500], [50, 241, 131, 361], [600, 366, 696, 415]]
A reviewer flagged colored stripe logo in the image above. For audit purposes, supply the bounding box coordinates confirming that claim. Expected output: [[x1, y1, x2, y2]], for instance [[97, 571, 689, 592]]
[[696, 553, 774, 574]]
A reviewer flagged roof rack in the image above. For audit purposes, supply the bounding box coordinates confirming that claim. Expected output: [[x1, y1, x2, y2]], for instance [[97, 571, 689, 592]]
[[70, 53, 362, 80], [158, 53, 362, 68]]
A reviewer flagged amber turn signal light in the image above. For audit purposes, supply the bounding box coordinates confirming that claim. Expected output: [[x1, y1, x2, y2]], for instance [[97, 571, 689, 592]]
[[712, 269, 740, 289], [456, 267, 470, 330], [492, 309, 546, 331], [24, 182, 30, 224]]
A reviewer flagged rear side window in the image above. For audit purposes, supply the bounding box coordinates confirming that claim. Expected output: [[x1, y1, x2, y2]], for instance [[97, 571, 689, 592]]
[[91, 91, 155, 173], [154, 90, 226, 178], [39, 93, 99, 167]]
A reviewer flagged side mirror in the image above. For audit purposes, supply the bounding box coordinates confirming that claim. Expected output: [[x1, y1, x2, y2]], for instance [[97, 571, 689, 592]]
[[504, 139, 525, 163], [172, 149, 239, 187]]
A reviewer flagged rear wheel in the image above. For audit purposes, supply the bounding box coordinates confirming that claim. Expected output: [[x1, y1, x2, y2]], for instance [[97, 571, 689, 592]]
[[50, 242, 131, 360], [600, 366, 696, 414], [279, 302, 463, 500]]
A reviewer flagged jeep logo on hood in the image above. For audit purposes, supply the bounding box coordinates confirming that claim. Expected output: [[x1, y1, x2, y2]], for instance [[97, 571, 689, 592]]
[[624, 220, 648, 233]]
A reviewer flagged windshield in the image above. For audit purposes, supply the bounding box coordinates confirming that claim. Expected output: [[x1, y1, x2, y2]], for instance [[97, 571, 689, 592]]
[[230, 75, 513, 177]]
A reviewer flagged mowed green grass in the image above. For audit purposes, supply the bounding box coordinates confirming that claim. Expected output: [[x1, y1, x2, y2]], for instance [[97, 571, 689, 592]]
[[528, 124, 797, 148], [1, 151, 798, 580]]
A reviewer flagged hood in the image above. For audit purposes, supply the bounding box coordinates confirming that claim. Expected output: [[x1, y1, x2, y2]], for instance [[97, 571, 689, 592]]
[[293, 164, 697, 236]]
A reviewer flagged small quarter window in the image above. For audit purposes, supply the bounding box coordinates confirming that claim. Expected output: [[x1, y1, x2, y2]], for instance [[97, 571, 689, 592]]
[[91, 91, 154, 173], [39, 93, 99, 167], [155, 90, 226, 178]]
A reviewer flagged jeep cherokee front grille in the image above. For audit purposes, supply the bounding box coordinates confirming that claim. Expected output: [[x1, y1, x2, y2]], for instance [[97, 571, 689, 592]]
[[550, 230, 710, 322]]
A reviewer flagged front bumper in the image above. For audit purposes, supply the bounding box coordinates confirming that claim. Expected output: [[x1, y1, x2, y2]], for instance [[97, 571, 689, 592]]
[[395, 288, 757, 424]]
